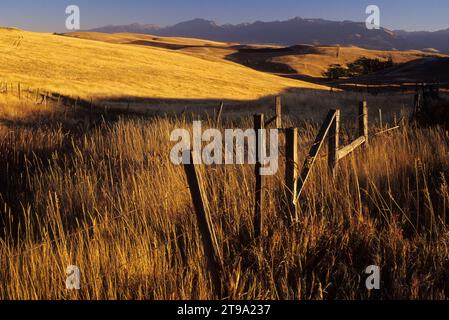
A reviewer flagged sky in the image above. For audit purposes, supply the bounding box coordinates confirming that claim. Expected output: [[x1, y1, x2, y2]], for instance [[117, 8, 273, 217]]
[[1, 0, 448, 32]]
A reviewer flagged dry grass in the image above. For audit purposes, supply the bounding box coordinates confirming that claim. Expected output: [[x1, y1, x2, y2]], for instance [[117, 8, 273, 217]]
[[67, 32, 233, 48], [0, 89, 448, 300], [64, 32, 447, 79], [0, 28, 327, 102]]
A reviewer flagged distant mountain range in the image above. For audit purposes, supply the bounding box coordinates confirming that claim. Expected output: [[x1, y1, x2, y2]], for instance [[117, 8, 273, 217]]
[[89, 17, 449, 53]]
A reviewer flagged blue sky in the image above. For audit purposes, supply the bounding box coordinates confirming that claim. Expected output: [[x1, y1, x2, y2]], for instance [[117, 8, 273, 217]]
[[1, 0, 448, 32]]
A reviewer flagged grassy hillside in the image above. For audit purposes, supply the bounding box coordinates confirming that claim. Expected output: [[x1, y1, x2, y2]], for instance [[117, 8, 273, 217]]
[[0, 28, 327, 102], [66, 31, 233, 48], [64, 32, 446, 79], [270, 45, 443, 78]]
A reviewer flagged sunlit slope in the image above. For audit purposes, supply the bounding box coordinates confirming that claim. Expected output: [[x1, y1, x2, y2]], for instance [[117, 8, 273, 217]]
[[66, 31, 233, 48], [0, 28, 327, 101], [65, 32, 445, 79], [272, 45, 444, 78]]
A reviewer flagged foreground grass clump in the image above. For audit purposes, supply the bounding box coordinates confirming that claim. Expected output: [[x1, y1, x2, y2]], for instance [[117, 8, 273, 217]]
[[0, 92, 448, 300]]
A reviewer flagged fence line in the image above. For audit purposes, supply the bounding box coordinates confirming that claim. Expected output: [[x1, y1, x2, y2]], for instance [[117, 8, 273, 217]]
[[2, 81, 406, 296]]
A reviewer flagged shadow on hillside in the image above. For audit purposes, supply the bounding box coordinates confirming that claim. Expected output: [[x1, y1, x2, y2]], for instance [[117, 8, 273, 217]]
[[79, 86, 341, 123], [131, 38, 328, 82], [129, 40, 231, 51], [225, 44, 321, 74]]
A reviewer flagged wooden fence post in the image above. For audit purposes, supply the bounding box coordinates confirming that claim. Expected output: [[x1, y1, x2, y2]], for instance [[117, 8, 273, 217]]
[[18, 83, 21, 100], [275, 96, 282, 128], [183, 151, 225, 298], [285, 128, 298, 224], [359, 101, 369, 147], [254, 114, 265, 239], [296, 110, 337, 200], [414, 92, 421, 114], [378, 108, 383, 129], [328, 109, 340, 177], [215, 102, 224, 127], [337, 136, 366, 161]]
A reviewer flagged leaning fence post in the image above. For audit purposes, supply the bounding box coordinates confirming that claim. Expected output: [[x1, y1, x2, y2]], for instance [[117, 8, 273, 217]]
[[296, 110, 337, 200], [285, 128, 298, 224], [275, 96, 282, 128], [183, 151, 225, 298], [254, 114, 265, 239], [328, 109, 340, 177], [215, 102, 224, 127], [359, 101, 369, 147]]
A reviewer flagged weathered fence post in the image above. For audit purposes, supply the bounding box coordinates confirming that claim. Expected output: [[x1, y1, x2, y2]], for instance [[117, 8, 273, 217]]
[[275, 96, 282, 128], [414, 92, 422, 114], [359, 101, 369, 147], [254, 114, 265, 239], [378, 108, 383, 129], [296, 110, 337, 200], [285, 128, 298, 224], [215, 102, 224, 127], [328, 109, 340, 177], [183, 151, 225, 298], [18, 83, 21, 100]]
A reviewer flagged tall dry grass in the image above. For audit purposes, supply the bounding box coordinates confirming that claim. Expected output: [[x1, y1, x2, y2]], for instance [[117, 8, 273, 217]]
[[0, 90, 448, 300]]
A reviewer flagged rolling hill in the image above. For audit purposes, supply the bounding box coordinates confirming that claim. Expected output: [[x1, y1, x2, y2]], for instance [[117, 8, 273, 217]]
[[0, 28, 328, 102], [64, 32, 444, 79]]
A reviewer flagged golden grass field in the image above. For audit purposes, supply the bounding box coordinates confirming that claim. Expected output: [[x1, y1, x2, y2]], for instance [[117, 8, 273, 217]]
[[65, 31, 447, 79], [0, 29, 448, 300], [0, 87, 448, 299], [0, 28, 328, 103]]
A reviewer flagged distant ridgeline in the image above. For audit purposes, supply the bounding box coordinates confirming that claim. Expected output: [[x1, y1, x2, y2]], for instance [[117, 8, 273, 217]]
[[89, 18, 449, 53]]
